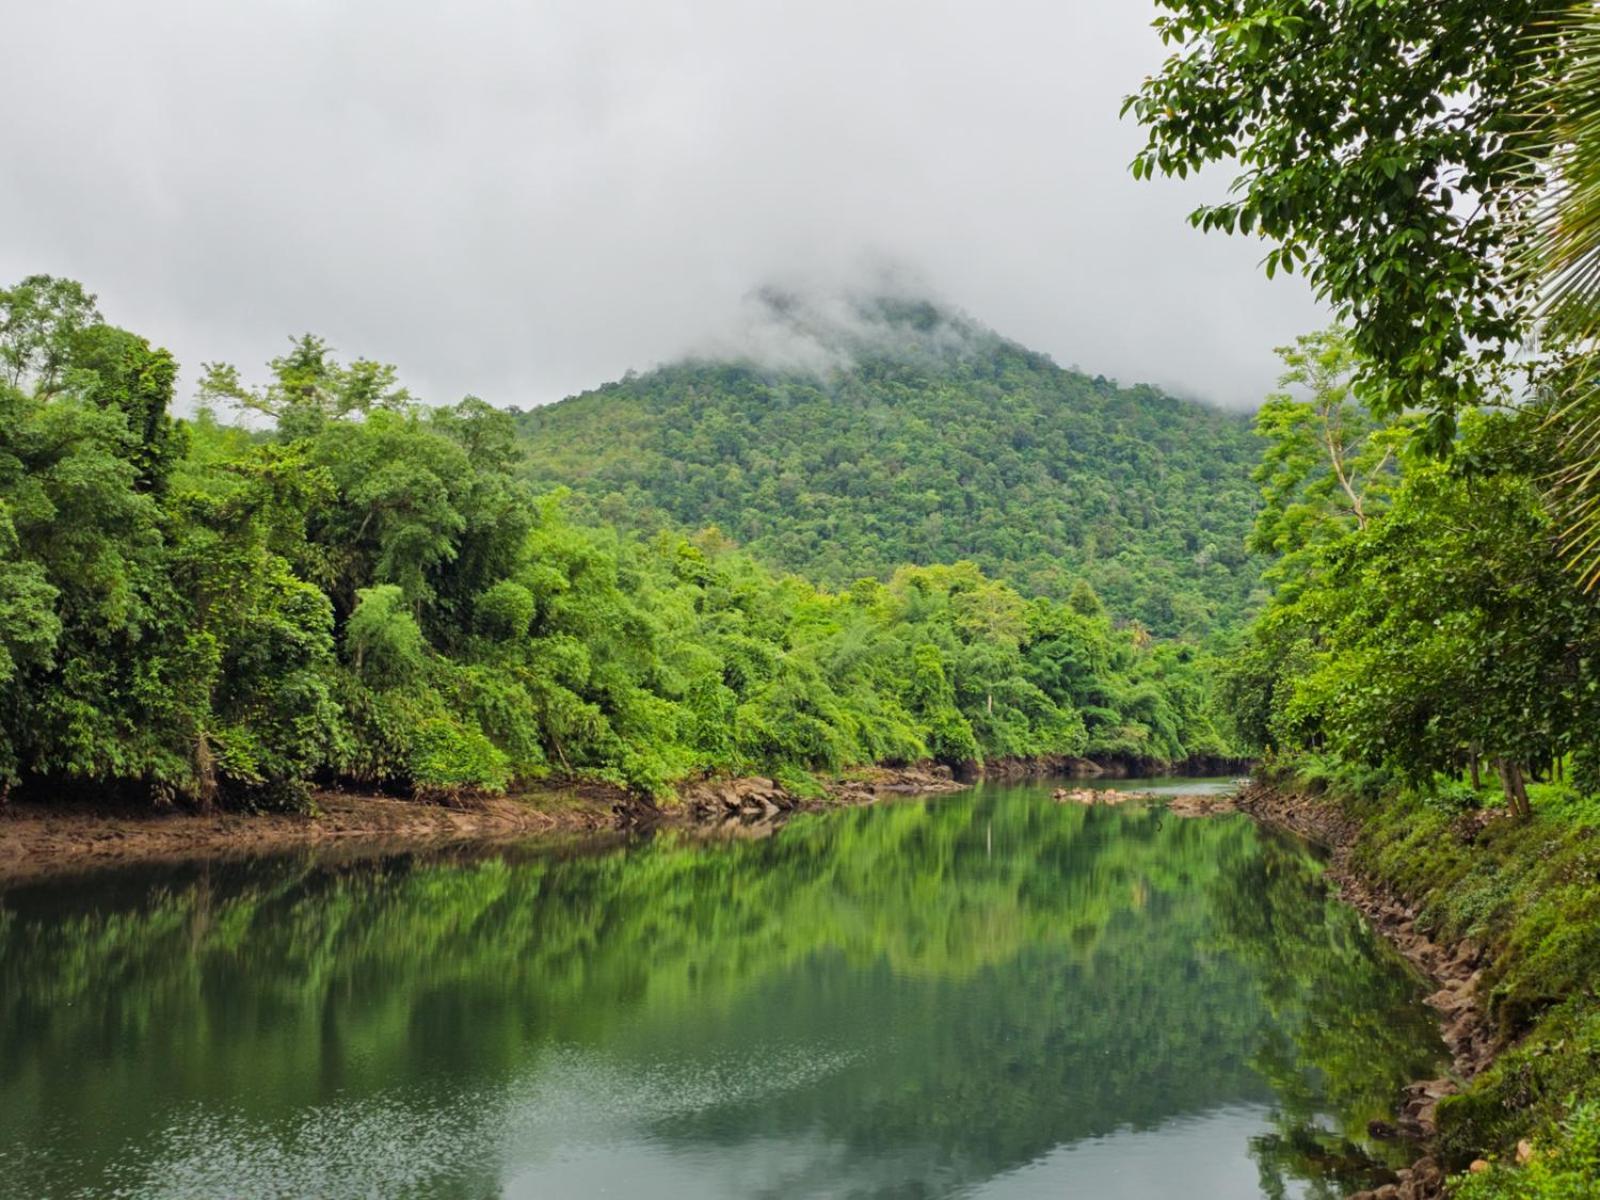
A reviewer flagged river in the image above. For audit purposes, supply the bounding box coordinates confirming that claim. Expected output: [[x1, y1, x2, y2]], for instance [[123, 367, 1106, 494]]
[[0, 778, 1444, 1198]]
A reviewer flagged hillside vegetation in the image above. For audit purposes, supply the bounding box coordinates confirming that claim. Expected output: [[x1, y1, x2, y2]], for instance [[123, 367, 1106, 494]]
[[0, 276, 1234, 809], [1128, 3, 1600, 1193], [515, 296, 1262, 638]]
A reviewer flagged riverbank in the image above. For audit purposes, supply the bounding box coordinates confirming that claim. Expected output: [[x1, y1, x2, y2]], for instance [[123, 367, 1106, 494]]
[[0, 789, 607, 880], [1234, 772, 1600, 1199], [0, 762, 975, 880], [0, 756, 1255, 881], [1232, 781, 1479, 1200]]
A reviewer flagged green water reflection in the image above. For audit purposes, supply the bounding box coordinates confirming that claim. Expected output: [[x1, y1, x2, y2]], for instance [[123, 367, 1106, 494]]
[[0, 782, 1443, 1199]]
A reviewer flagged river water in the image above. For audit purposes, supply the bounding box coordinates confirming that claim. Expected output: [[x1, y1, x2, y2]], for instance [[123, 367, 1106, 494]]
[[0, 779, 1444, 1199]]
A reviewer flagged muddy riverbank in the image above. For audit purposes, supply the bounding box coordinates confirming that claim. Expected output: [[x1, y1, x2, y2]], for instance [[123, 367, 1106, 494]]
[[3, 757, 1258, 881], [0, 763, 969, 881]]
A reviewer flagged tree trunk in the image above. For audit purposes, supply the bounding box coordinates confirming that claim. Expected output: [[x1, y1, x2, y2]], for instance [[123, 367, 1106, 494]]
[[1469, 748, 1481, 791], [194, 730, 218, 814], [1497, 759, 1531, 821]]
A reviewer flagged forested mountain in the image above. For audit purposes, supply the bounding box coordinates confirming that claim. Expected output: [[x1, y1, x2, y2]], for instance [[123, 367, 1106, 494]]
[[514, 296, 1262, 637], [0, 275, 1235, 809]]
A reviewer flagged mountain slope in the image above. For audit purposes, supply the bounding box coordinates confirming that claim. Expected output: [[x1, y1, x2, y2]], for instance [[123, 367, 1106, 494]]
[[514, 296, 1262, 636]]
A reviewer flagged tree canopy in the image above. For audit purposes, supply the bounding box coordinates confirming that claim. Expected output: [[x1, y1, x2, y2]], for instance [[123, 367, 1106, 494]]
[[0, 276, 1239, 807], [513, 296, 1263, 638], [1125, 1, 1564, 447]]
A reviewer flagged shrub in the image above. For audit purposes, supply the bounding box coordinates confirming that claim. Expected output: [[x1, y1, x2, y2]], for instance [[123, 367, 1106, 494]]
[[1452, 1101, 1600, 1199]]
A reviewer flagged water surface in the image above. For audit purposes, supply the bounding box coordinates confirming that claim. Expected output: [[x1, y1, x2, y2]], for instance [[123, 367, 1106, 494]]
[[0, 779, 1443, 1198], [1078, 774, 1247, 797]]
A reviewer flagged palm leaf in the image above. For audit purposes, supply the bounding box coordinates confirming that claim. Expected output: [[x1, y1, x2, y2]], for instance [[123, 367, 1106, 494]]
[[1518, 5, 1600, 587]]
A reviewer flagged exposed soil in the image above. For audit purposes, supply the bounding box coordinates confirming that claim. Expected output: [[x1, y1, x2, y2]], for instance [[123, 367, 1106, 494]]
[[0, 763, 971, 883], [0, 787, 625, 882], [1232, 780, 1499, 1200], [0, 759, 1251, 883]]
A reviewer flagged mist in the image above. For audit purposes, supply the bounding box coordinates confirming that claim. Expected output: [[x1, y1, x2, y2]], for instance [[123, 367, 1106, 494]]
[[0, 1, 1324, 410]]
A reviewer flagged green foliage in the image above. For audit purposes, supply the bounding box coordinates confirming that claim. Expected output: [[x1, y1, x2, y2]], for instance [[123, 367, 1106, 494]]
[[346, 585, 426, 689], [1453, 1103, 1600, 1199], [514, 297, 1262, 637], [1517, 10, 1600, 591], [0, 292, 191, 794], [1224, 334, 1600, 817], [67, 323, 183, 494], [2, 276, 1240, 806], [1273, 770, 1600, 1177], [1134, 9, 1600, 1180], [1569, 745, 1600, 799], [0, 274, 100, 395], [906, 642, 979, 764], [1125, 1, 1559, 447], [1225, 340, 1600, 1181], [1248, 328, 1409, 585], [473, 578, 535, 641], [197, 332, 413, 431]]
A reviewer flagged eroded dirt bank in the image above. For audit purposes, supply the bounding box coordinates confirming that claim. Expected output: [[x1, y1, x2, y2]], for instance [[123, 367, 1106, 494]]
[[0, 763, 969, 882], [0, 760, 1245, 882], [1233, 780, 1497, 1200], [0, 789, 614, 881]]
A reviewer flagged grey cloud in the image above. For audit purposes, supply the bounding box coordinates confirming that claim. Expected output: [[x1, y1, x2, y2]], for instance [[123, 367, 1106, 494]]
[[0, 1, 1323, 411], [690, 277, 991, 376]]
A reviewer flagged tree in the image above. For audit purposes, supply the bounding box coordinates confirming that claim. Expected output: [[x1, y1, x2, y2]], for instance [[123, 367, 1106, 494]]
[[1244, 410, 1600, 815], [513, 297, 1265, 637], [197, 335, 412, 432], [1125, 1, 1567, 447], [1128, 4, 1600, 602], [67, 323, 182, 494], [0, 381, 176, 790], [1516, 7, 1600, 587], [0, 275, 100, 394], [905, 642, 980, 766], [1249, 329, 1411, 599], [346, 585, 427, 688], [0, 501, 60, 788], [0, 273, 1244, 806]]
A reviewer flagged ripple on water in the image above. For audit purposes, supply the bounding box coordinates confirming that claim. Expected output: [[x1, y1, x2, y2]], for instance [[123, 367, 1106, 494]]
[[83, 1044, 864, 1199]]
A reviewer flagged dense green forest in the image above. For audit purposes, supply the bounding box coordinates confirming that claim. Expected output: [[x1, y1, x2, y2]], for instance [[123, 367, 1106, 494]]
[[0, 276, 1233, 808], [514, 295, 1263, 638], [1128, 2, 1600, 1195], [1214, 332, 1600, 1197], [1215, 327, 1600, 812], [26, 0, 1600, 1196]]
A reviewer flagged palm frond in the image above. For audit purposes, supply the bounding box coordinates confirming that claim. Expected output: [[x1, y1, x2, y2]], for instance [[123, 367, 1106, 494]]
[[1517, 5, 1600, 586]]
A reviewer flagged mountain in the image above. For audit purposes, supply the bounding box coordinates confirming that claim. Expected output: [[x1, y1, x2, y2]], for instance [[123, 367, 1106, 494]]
[[513, 294, 1263, 636]]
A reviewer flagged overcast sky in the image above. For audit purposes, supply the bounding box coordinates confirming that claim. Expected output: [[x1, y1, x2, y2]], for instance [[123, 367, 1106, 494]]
[[0, 1, 1325, 411]]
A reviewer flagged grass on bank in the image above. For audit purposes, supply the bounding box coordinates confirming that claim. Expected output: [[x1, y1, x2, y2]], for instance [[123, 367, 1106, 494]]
[[1261, 755, 1600, 1197]]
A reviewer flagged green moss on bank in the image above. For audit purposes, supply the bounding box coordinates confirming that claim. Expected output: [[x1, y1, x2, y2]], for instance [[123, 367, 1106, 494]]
[[1261, 758, 1600, 1196]]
